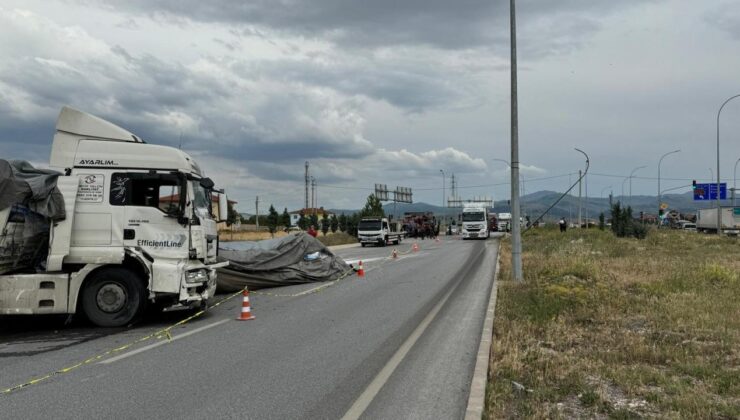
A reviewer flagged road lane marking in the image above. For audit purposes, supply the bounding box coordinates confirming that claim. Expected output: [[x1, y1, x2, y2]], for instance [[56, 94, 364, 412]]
[[99, 319, 230, 364], [341, 270, 461, 420]]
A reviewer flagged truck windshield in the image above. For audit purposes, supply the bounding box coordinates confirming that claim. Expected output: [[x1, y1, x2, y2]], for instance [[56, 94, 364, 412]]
[[358, 221, 381, 231], [191, 180, 212, 220], [462, 212, 485, 222]]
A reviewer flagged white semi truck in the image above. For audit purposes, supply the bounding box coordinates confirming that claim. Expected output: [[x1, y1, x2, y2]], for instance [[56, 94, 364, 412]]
[[357, 217, 404, 247], [696, 207, 740, 235], [461, 203, 490, 239], [0, 107, 229, 327]]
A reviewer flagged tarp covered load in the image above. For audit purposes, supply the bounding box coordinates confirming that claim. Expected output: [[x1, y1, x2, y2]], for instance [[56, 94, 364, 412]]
[[0, 160, 65, 274], [216, 233, 352, 292], [0, 159, 65, 220]]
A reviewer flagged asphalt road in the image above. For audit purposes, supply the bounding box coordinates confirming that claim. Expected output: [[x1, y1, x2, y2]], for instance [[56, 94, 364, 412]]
[[0, 234, 500, 419]]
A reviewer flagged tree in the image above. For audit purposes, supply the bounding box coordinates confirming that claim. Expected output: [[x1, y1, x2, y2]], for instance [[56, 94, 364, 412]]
[[298, 211, 308, 230], [338, 214, 348, 232], [310, 213, 319, 230], [360, 194, 384, 218], [347, 213, 361, 237], [598, 212, 605, 230], [226, 201, 240, 226], [266, 205, 279, 237], [321, 213, 330, 236], [330, 214, 339, 233], [281, 208, 291, 230]]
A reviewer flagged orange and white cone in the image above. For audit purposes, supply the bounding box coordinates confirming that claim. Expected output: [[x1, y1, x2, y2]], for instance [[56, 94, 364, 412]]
[[236, 289, 255, 321], [357, 260, 365, 277], [392, 249, 398, 259], [435, 237, 440, 243], [412, 243, 419, 252]]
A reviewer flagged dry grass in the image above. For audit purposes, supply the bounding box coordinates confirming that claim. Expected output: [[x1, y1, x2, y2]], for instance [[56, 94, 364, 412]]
[[485, 227, 740, 419], [316, 232, 358, 247]]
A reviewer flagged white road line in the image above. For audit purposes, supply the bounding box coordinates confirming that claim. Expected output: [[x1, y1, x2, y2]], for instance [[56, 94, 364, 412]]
[[99, 319, 230, 365], [343, 256, 386, 265], [341, 272, 460, 420], [294, 283, 332, 296]]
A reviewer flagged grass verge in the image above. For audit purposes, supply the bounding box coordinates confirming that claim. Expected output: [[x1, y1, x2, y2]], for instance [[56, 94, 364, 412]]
[[316, 232, 358, 247], [485, 227, 739, 419]]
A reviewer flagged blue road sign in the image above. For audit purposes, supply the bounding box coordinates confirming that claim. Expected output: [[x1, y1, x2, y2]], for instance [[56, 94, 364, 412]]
[[694, 183, 726, 200]]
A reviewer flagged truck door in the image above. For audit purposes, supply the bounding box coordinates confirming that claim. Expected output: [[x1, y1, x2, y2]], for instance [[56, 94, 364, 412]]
[[110, 172, 188, 257]]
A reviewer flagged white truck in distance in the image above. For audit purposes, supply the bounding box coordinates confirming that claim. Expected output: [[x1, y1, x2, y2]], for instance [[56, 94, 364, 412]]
[[461, 203, 490, 239], [0, 107, 229, 327], [696, 207, 740, 235], [358, 217, 404, 247], [497, 212, 512, 232]]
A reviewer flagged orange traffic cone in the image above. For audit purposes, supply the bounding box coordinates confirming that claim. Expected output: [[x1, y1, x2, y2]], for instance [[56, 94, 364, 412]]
[[392, 249, 398, 259], [236, 289, 255, 321], [412, 243, 419, 252], [357, 260, 365, 277]]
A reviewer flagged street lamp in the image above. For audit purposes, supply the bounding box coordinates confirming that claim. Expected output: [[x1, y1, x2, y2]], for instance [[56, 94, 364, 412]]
[[734, 157, 740, 207], [658, 149, 680, 227], [439, 169, 446, 223], [717, 94, 740, 235], [509, 0, 522, 282], [629, 165, 646, 207], [601, 185, 612, 200], [621, 177, 629, 203]]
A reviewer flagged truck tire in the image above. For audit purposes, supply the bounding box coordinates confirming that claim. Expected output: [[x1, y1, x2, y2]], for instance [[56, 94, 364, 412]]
[[81, 267, 147, 327], [382, 236, 388, 247]]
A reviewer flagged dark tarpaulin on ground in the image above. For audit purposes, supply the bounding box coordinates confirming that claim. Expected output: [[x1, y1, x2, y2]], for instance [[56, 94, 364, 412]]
[[216, 233, 352, 292]]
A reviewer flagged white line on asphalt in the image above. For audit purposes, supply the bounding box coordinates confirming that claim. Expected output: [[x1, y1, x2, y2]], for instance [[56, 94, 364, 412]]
[[99, 319, 230, 364], [343, 256, 386, 265], [341, 268, 461, 420], [294, 283, 332, 296]]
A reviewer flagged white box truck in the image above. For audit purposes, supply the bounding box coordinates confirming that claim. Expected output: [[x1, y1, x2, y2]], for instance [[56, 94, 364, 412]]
[[461, 203, 490, 239], [358, 217, 404, 247], [0, 107, 229, 326], [696, 207, 740, 235]]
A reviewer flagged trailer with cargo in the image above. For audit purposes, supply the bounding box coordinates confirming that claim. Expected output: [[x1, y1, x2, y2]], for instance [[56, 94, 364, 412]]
[[0, 107, 229, 327], [696, 207, 740, 235]]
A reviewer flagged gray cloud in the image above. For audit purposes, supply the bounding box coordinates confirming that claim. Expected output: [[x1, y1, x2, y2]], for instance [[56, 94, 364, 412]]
[[705, 2, 740, 40], [94, 0, 653, 57]]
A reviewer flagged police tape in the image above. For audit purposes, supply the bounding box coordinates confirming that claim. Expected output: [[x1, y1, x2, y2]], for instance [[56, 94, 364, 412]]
[[2, 240, 441, 394], [1, 288, 246, 395]]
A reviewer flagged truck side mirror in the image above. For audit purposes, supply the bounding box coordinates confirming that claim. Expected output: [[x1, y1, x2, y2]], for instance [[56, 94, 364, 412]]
[[219, 193, 228, 222]]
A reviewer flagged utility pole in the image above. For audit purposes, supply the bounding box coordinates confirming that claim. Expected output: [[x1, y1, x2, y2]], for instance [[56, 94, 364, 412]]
[[305, 161, 309, 211], [717, 94, 740, 235], [578, 169, 582, 228], [440, 169, 446, 224], [509, 0, 522, 282], [584, 172, 588, 228], [311, 177, 316, 214], [255, 196, 260, 229]]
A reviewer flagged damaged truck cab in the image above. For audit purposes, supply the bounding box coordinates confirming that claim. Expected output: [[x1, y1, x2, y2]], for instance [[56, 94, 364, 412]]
[[0, 107, 228, 327]]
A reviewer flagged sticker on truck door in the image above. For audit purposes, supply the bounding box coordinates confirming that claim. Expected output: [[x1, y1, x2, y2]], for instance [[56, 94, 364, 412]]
[[77, 174, 105, 203]]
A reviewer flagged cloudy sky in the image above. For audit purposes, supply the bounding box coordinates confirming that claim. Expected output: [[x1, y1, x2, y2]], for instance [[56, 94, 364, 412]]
[[1, 0, 739, 212]]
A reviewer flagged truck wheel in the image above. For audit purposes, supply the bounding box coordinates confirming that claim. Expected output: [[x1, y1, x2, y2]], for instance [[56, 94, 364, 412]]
[[382, 237, 388, 247], [81, 268, 146, 327], [361, 243, 366, 247]]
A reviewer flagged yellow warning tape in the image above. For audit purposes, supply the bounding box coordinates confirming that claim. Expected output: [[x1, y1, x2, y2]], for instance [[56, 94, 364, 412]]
[[1, 288, 245, 395], [2, 240, 442, 395]]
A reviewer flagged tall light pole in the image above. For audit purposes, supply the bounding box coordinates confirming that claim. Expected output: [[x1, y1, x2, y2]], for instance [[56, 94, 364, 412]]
[[734, 157, 740, 207], [717, 94, 740, 234], [440, 169, 446, 223], [658, 149, 680, 227], [621, 177, 629, 204], [629, 165, 646, 208], [509, 0, 522, 282], [601, 186, 612, 204]]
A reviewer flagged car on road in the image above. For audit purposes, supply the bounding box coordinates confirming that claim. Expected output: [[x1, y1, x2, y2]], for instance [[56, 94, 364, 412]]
[[682, 222, 697, 232]]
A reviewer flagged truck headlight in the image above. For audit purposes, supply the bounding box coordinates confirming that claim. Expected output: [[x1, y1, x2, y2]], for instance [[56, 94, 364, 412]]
[[186, 269, 208, 284]]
